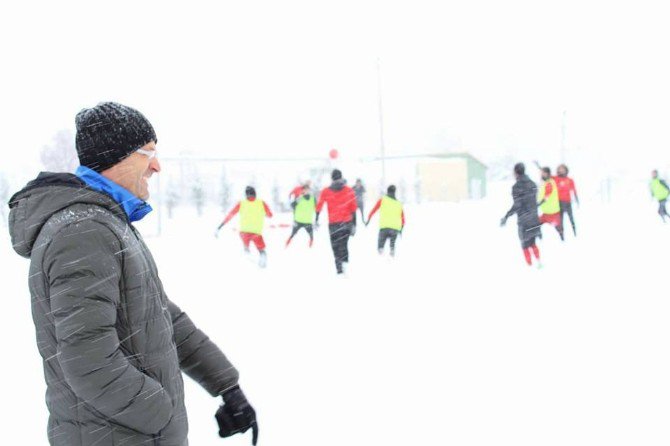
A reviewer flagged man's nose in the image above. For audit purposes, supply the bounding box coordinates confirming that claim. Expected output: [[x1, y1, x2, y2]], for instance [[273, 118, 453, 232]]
[[150, 157, 161, 173]]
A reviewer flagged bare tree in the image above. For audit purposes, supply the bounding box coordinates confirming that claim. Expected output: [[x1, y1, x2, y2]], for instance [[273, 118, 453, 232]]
[[165, 179, 181, 219], [41, 129, 78, 172], [191, 180, 206, 217], [272, 179, 284, 212], [219, 168, 232, 212]]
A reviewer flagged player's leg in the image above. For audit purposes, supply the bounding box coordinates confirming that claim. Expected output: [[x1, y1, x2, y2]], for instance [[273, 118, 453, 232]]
[[286, 223, 300, 247], [254, 235, 268, 268], [240, 232, 252, 252], [389, 230, 399, 256], [306, 224, 314, 247]]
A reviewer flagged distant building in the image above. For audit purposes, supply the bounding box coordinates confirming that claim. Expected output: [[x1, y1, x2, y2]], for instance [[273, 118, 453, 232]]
[[415, 152, 487, 201], [371, 152, 488, 202]]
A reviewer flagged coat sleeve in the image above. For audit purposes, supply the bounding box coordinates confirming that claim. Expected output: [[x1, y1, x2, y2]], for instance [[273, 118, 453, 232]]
[[571, 178, 579, 202], [46, 220, 173, 435], [505, 185, 522, 218], [221, 202, 241, 225], [263, 201, 273, 217], [167, 300, 240, 396], [367, 199, 382, 222]]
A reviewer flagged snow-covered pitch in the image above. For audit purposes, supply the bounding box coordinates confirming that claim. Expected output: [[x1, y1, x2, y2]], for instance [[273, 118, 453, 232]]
[[3, 185, 669, 445]]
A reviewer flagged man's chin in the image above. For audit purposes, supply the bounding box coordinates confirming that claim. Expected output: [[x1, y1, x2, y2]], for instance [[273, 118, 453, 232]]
[[137, 188, 150, 201]]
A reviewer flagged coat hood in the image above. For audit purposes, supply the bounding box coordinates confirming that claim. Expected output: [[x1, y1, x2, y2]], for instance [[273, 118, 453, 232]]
[[329, 179, 347, 192], [8, 172, 127, 258]]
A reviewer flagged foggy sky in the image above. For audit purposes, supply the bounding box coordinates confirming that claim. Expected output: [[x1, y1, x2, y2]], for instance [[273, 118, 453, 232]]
[[2, 0, 669, 177]]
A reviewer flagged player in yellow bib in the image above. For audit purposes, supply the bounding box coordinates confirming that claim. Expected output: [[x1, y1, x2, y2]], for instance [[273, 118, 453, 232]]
[[537, 167, 564, 241], [366, 185, 405, 257], [286, 184, 316, 248], [216, 186, 273, 268], [650, 169, 670, 222]]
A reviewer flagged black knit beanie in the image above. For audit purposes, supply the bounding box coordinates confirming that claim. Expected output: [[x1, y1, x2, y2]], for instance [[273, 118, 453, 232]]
[[75, 102, 157, 172], [331, 169, 343, 181]]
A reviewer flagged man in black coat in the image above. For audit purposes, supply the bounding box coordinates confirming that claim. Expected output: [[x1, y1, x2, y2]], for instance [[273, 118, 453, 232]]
[[500, 163, 543, 267]]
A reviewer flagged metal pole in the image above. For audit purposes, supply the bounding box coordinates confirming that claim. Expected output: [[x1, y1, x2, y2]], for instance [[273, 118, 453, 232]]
[[377, 58, 387, 186], [560, 110, 567, 163]]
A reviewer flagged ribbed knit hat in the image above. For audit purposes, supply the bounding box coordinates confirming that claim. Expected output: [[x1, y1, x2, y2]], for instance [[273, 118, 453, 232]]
[[75, 102, 157, 172]]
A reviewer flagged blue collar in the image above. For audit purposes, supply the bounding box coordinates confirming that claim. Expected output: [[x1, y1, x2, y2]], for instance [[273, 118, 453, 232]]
[[75, 166, 153, 222]]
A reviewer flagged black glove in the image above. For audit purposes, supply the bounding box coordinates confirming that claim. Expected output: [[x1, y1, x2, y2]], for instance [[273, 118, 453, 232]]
[[500, 217, 507, 227], [350, 223, 357, 237], [215, 386, 258, 445]]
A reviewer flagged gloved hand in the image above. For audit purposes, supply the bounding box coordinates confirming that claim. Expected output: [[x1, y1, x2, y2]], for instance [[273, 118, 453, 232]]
[[216, 386, 258, 445], [500, 217, 507, 227], [350, 224, 357, 237]]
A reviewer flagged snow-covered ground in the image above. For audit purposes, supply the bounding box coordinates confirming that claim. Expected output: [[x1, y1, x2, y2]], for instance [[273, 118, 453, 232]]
[[3, 185, 670, 445]]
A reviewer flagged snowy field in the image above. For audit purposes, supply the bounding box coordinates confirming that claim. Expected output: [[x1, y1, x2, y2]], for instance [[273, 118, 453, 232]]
[[3, 185, 670, 446]]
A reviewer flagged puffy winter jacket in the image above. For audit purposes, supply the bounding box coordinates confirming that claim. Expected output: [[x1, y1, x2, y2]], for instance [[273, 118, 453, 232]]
[[504, 174, 542, 242], [8, 172, 239, 446], [316, 180, 358, 223]]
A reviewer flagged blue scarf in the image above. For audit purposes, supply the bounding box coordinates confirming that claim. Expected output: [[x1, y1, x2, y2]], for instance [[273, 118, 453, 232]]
[[75, 166, 153, 222]]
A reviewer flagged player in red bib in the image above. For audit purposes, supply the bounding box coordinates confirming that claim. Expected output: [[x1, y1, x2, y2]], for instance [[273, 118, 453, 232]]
[[535, 161, 578, 238], [553, 164, 579, 237]]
